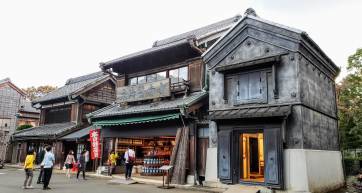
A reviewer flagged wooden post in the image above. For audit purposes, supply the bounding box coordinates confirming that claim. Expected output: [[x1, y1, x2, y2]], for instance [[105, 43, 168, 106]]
[[167, 128, 182, 183]]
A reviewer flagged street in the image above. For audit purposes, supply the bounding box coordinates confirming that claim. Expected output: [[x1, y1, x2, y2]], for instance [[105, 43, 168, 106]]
[[0, 167, 206, 193]]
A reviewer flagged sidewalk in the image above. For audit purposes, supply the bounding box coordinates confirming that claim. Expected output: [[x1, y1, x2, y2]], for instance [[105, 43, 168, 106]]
[[5, 164, 226, 193]]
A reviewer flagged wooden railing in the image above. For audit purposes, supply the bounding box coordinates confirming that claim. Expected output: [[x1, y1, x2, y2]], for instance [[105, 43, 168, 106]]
[[170, 80, 190, 94]]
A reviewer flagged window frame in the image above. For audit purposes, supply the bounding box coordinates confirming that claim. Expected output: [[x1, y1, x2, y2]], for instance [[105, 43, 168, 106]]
[[127, 66, 189, 86], [225, 69, 268, 105]]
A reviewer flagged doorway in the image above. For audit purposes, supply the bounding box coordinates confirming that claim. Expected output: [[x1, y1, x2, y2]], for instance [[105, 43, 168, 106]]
[[240, 132, 264, 183]]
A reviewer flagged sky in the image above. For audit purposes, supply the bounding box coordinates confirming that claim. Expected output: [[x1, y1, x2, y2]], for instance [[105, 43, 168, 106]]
[[0, 0, 361, 88]]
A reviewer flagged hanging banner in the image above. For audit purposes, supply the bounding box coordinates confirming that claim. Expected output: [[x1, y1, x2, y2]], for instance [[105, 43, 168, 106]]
[[89, 129, 101, 160]]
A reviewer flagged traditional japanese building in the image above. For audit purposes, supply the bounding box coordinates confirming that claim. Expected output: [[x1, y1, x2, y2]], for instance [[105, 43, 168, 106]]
[[11, 72, 116, 168], [0, 78, 40, 162], [86, 15, 242, 184], [203, 9, 343, 192]]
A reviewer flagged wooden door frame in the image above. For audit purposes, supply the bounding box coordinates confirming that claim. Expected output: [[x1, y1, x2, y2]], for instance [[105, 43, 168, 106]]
[[228, 124, 283, 188]]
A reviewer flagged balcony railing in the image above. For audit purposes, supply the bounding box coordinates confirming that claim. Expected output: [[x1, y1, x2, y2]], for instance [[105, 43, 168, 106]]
[[170, 80, 190, 94], [116, 78, 191, 103]]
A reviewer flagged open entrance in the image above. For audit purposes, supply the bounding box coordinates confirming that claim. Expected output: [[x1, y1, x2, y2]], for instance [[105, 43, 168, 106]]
[[240, 132, 264, 183]]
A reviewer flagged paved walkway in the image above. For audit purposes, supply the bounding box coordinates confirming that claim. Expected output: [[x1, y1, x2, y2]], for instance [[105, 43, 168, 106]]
[[0, 167, 210, 193]]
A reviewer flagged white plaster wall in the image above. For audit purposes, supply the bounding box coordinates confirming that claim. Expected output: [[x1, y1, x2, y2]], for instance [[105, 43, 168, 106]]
[[283, 149, 344, 193], [205, 147, 218, 182]]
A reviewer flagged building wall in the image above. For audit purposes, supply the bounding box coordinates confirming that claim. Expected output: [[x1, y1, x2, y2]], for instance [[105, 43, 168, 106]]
[[0, 84, 23, 160], [209, 41, 300, 111], [283, 149, 344, 193], [83, 80, 116, 104]]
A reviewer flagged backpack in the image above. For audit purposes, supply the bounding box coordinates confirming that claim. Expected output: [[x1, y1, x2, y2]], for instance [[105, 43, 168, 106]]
[[128, 151, 135, 164]]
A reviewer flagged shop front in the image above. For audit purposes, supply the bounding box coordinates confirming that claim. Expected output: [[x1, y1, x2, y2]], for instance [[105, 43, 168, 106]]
[[97, 117, 181, 177], [88, 91, 208, 184]]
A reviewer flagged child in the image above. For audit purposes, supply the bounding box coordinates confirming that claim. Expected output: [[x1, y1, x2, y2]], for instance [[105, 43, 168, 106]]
[[23, 149, 35, 189]]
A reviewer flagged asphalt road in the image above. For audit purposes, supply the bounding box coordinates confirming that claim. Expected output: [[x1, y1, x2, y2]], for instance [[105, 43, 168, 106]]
[[0, 167, 206, 193]]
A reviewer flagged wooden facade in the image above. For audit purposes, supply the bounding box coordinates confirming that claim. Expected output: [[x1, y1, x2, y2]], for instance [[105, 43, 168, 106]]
[[12, 72, 116, 169]]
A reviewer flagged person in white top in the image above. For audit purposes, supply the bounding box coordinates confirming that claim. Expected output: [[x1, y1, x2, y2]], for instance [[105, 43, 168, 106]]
[[124, 147, 135, 180]]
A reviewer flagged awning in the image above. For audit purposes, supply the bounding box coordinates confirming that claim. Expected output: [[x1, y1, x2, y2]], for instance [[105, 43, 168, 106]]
[[93, 113, 180, 126], [61, 126, 93, 141], [209, 105, 291, 120]]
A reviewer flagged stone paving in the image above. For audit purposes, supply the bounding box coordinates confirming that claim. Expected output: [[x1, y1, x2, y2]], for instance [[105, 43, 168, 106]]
[[0, 167, 208, 193]]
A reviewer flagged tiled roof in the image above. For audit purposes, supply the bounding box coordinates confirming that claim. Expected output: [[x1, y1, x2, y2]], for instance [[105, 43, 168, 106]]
[[61, 125, 93, 140], [13, 122, 77, 139], [209, 105, 291, 120], [33, 72, 110, 104], [19, 100, 39, 114], [0, 78, 11, 84], [101, 39, 193, 68], [89, 91, 208, 119], [153, 15, 241, 47]]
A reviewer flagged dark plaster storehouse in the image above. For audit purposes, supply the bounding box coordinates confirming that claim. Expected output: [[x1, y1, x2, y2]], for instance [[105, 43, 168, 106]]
[[203, 9, 343, 193]]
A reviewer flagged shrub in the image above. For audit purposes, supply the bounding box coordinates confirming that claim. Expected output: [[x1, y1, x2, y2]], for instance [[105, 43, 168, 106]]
[[17, 124, 33, 131]]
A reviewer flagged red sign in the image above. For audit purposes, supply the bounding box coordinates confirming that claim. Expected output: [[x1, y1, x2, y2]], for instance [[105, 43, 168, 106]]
[[89, 129, 101, 160]]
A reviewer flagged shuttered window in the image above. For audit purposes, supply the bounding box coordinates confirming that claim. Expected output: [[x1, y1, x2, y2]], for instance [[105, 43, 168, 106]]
[[226, 71, 267, 104]]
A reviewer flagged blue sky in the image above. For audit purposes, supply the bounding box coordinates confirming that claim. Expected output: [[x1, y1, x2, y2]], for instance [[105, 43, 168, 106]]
[[0, 0, 361, 88]]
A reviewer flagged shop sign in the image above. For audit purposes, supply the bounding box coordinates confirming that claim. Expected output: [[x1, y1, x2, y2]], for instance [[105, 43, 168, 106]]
[[116, 78, 171, 103], [89, 129, 101, 160]]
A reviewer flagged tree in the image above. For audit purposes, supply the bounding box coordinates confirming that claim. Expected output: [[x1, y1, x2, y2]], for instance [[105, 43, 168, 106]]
[[338, 48, 362, 151], [22, 85, 57, 100]]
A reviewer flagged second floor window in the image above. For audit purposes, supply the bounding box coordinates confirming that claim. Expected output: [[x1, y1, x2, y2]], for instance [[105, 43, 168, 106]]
[[169, 66, 188, 84], [226, 70, 267, 104], [44, 105, 71, 124], [128, 67, 187, 86]]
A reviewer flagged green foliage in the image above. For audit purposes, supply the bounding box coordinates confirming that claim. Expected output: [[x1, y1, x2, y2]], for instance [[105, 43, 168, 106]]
[[339, 48, 362, 150], [17, 124, 33, 131]]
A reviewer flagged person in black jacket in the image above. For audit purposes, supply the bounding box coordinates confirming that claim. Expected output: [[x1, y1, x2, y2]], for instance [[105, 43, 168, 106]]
[[76, 150, 87, 180], [36, 146, 46, 184]]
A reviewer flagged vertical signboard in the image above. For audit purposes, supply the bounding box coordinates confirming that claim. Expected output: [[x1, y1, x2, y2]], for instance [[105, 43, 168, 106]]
[[89, 129, 101, 160]]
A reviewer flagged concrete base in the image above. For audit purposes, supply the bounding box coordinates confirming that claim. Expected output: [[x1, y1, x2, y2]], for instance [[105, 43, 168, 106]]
[[205, 147, 218, 182], [283, 149, 344, 193], [203, 148, 344, 193]]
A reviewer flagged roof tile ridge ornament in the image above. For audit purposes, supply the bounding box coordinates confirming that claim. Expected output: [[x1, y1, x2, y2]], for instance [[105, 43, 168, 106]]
[[244, 8, 258, 17]]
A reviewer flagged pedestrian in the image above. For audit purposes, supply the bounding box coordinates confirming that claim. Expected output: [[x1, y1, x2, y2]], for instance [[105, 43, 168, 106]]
[[64, 150, 75, 178], [107, 150, 118, 176], [84, 149, 89, 169], [124, 147, 135, 180], [36, 146, 46, 184], [23, 148, 35, 189], [76, 150, 87, 180], [41, 146, 55, 190]]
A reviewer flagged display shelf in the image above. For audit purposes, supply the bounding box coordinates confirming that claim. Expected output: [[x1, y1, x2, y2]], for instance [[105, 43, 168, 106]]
[[143, 163, 163, 167], [144, 154, 170, 158], [140, 172, 164, 176]]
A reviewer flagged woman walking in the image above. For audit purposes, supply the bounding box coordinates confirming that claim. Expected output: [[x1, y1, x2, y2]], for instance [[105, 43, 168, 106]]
[[76, 150, 87, 180], [23, 149, 35, 189], [64, 150, 75, 178]]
